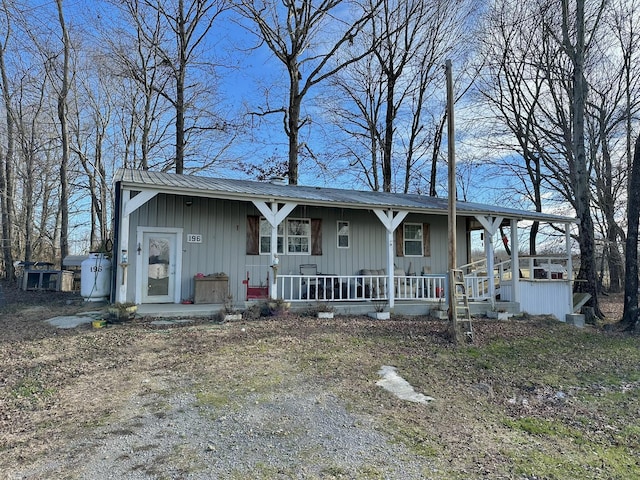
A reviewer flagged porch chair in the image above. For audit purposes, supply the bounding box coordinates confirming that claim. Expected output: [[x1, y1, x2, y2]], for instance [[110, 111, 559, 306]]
[[300, 264, 322, 299], [300, 264, 318, 276], [358, 268, 386, 298], [394, 268, 418, 298]]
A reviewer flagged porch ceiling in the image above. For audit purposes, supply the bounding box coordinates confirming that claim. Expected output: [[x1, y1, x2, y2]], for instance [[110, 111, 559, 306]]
[[114, 169, 577, 224]]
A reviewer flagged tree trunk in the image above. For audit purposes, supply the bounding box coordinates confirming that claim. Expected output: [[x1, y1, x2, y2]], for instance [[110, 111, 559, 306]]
[[56, 0, 70, 266], [429, 114, 446, 197], [175, 82, 185, 175], [175, 0, 185, 174], [525, 152, 542, 254], [23, 124, 35, 263], [287, 66, 300, 185], [605, 230, 624, 293], [602, 143, 623, 292], [566, 0, 601, 317], [621, 134, 640, 329], [0, 35, 15, 280], [382, 79, 395, 192]]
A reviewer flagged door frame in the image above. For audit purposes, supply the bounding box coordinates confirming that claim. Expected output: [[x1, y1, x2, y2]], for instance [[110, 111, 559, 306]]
[[135, 227, 183, 304]]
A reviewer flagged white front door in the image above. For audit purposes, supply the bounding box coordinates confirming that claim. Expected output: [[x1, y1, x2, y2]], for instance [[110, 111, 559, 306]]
[[141, 231, 180, 303]]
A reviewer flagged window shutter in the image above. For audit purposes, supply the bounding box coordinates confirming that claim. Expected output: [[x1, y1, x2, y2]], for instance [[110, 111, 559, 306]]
[[246, 215, 259, 255], [311, 218, 322, 255], [423, 223, 431, 257], [395, 224, 404, 257]]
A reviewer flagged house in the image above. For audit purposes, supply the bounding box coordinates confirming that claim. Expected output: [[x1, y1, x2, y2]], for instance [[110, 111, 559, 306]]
[[111, 169, 578, 320]]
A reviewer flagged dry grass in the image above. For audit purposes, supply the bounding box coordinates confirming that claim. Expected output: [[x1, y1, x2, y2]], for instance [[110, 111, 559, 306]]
[[1, 282, 638, 479]]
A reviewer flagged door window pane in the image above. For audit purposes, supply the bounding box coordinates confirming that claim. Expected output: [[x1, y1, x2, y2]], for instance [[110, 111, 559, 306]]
[[148, 236, 170, 296]]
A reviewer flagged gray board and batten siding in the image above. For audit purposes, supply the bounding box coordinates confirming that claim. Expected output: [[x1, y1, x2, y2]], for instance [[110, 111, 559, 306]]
[[126, 192, 466, 303]]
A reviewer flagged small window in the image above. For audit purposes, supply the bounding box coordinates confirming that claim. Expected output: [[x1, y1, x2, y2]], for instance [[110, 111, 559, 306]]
[[287, 218, 310, 254], [259, 218, 284, 254], [337, 221, 349, 248], [404, 223, 423, 256]]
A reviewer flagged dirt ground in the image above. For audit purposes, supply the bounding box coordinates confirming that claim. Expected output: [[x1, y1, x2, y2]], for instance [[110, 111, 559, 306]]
[[0, 281, 635, 479]]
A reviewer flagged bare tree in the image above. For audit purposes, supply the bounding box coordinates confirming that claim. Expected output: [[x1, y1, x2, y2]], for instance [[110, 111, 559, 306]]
[[373, 0, 421, 192], [0, 1, 66, 267], [595, 0, 640, 292], [478, 0, 560, 254], [480, 0, 612, 316], [15, 71, 50, 263], [323, 0, 478, 193], [0, 0, 15, 279], [235, 0, 381, 185], [587, 90, 630, 293], [372, 0, 471, 192], [324, 52, 385, 190], [53, 0, 71, 265], [7, 0, 88, 262], [113, 0, 230, 174], [70, 66, 112, 250], [559, 0, 605, 316], [102, 1, 169, 170]]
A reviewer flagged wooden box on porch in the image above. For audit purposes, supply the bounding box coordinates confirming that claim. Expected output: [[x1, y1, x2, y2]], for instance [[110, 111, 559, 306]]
[[194, 274, 229, 304]]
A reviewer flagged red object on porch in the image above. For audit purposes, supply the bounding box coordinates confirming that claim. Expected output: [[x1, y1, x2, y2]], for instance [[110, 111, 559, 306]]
[[243, 271, 269, 300]]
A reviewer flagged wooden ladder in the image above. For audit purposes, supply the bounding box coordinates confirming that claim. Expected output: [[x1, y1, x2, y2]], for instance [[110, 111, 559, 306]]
[[451, 269, 473, 342]]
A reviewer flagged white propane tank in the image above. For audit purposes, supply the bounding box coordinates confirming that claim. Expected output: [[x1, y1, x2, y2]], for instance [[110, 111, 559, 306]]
[[81, 253, 112, 301]]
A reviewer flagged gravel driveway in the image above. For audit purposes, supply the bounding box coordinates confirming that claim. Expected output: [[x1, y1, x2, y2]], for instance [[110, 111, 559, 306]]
[[14, 377, 436, 479]]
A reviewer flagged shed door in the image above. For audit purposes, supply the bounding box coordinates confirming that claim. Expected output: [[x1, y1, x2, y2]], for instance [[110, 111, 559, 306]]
[[142, 232, 177, 303]]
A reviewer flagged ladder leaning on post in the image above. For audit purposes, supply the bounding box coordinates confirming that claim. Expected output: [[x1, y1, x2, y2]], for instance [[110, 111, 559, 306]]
[[450, 269, 473, 342]]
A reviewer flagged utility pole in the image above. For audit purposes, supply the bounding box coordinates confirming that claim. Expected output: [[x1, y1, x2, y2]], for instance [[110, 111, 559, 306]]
[[445, 59, 460, 342]]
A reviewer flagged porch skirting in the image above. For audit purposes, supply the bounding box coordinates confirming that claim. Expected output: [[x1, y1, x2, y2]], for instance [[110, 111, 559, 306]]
[[135, 299, 519, 318]]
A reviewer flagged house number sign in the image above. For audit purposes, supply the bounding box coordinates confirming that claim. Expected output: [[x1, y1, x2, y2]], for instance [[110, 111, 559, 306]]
[[186, 234, 202, 243]]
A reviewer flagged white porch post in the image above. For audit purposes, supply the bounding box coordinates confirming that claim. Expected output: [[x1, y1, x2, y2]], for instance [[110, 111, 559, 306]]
[[118, 189, 157, 303], [252, 200, 297, 299], [373, 209, 409, 309], [270, 203, 279, 298], [475, 215, 503, 305], [565, 222, 573, 315], [117, 190, 131, 303], [484, 228, 495, 302], [510, 218, 520, 305]]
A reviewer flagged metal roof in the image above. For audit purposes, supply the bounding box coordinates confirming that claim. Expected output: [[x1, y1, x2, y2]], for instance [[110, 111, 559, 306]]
[[114, 168, 576, 224]]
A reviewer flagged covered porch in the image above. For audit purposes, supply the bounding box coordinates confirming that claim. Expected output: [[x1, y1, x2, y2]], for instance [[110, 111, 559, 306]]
[[267, 212, 575, 321], [271, 253, 572, 319]]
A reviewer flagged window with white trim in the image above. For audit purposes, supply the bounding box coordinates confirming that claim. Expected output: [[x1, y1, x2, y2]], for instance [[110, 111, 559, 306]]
[[287, 218, 311, 254], [259, 218, 284, 254], [337, 221, 349, 248], [404, 223, 423, 256]]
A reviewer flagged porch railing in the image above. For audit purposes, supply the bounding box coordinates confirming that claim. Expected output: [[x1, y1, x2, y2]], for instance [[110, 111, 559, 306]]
[[276, 274, 447, 302], [458, 259, 496, 301], [516, 256, 570, 280], [459, 255, 570, 301], [273, 255, 569, 303]]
